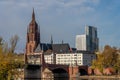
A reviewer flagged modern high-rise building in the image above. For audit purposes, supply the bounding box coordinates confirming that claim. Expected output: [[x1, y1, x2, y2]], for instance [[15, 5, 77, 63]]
[[76, 35, 88, 51], [85, 26, 99, 52], [76, 26, 99, 52]]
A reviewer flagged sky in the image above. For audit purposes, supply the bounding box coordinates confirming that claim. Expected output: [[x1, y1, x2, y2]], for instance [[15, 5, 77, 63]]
[[0, 0, 120, 53]]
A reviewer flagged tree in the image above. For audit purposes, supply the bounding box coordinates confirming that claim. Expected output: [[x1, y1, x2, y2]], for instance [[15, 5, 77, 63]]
[[102, 45, 118, 68], [9, 35, 19, 53], [0, 36, 24, 80], [91, 45, 119, 74], [91, 53, 104, 72]]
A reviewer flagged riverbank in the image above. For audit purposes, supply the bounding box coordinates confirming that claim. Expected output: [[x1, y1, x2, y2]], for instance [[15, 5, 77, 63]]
[[79, 75, 120, 79]]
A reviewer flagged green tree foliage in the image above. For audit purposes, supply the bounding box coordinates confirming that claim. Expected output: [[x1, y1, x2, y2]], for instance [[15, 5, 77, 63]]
[[0, 36, 24, 80], [102, 45, 118, 67], [92, 45, 120, 74], [91, 53, 104, 72]]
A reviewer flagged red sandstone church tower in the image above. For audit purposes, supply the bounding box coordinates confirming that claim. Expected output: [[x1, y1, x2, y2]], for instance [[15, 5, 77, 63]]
[[26, 9, 40, 54]]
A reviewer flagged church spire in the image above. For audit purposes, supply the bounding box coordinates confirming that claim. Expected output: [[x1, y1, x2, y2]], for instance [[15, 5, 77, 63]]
[[26, 9, 40, 54], [51, 35, 53, 44], [32, 8, 35, 21]]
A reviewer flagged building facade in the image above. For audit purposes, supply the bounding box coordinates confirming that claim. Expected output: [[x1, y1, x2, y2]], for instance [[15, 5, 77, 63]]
[[85, 26, 99, 52], [44, 53, 54, 64], [44, 51, 96, 66], [76, 35, 88, 51]]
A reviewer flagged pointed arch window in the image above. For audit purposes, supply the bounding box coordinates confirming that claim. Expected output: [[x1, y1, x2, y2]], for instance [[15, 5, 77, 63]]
[[29, 26, 32, 33], [29, 45, 32, 53]]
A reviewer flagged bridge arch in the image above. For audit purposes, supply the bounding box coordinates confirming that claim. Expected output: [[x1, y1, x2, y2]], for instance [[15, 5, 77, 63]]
[[79, 68, 88, 75], [52, 68, 69, 78]]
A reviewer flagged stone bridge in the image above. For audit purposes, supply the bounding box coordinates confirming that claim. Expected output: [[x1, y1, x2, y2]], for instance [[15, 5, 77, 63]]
[[47, 64, 88, 77], [24, 64, 88, 79], [24, 53, 88, 79]]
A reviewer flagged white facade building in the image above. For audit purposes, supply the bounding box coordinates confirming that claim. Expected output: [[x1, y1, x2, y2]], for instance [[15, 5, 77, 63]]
[[28, 51, 96, 66], [44, 53, 54, 64], [76, 35, 88, 51], [44, 51, 96, 66], [56, 53, 82, 65]]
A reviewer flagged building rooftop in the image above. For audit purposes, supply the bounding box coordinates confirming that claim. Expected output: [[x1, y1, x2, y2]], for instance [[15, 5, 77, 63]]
[[34, 43, 70, 53]]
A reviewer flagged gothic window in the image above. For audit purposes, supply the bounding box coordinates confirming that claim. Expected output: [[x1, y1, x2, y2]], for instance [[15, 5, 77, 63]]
[[29, 34, 33, 41], [32, 26, 34, 33], [32, 35, 34, 41], [29, 45, 32, 53], [29, 26, 32, 33]]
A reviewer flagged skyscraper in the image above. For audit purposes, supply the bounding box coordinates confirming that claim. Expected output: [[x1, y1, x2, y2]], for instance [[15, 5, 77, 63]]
[[76, 26, 99, 52], [85, 26, 99, 52], [76, 35, 88, 51]]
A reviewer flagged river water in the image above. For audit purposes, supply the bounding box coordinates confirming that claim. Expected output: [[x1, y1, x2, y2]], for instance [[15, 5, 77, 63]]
[[25, 77, 120, 80], [41, 78, 120, 80]]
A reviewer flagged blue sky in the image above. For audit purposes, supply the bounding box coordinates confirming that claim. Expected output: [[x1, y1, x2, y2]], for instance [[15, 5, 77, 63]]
[[0, 0, 120, 52]]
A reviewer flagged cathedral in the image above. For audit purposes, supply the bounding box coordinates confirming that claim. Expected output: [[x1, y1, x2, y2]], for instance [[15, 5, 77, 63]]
[[25, 9, 71, 60], [24, 9, 96, 79]]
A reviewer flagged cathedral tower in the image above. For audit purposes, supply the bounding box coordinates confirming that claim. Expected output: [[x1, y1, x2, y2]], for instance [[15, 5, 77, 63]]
[[26, 9, 40, 54]]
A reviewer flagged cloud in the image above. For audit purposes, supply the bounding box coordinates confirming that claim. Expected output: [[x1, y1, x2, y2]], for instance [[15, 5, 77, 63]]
[[0, 0, 101, 52], [0, 0, 100, 15]]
